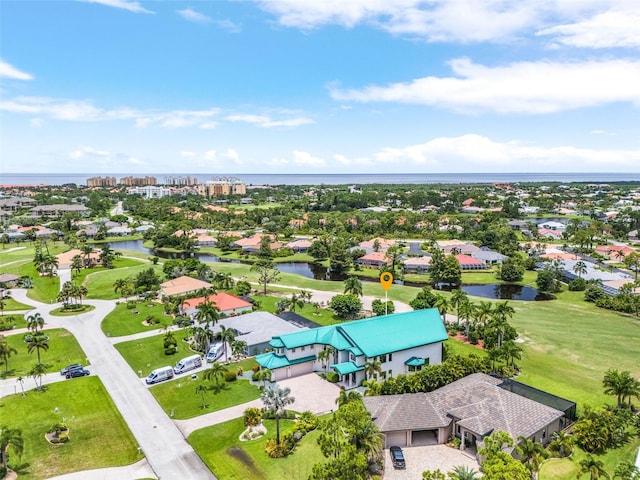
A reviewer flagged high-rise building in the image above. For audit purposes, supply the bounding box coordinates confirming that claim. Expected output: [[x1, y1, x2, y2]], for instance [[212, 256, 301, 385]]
[[119, 176, 157, 186], [86, 176, 116, 187], [196, 177, 246, 197], [164, 176, 198, 186]]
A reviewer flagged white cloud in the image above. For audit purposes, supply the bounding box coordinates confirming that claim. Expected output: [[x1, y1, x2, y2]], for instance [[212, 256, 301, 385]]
[[333, 153, 372, 166], [204, 150, 217, 160], [267, 158, 290, 167], [254, 0, 606, 43], [215, 19, 241, 33], [177, 8, 211, 23], [180, 151, 197, 158], [0, 59, 34, 80], [79, 0, 154, 14], [223, 149, 242, 164], [330, 57, 640, 114], [128, 157, 145, 165], [292, 150, 325, 167], [69, 146, 110, 160], [372, 134, 640, 171], [227, 113, 314, 128], [536, 7, 640, 49], [30, 118, 43, 127]]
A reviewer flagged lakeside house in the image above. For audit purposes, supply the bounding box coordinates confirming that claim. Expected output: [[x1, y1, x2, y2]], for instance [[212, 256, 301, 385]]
[[159, 276, 213, 297], [255, 308, 447, 388], [181, 292, 253, 317]]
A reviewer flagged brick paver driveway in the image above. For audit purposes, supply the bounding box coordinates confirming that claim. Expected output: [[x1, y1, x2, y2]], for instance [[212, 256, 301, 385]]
[[383, 445, 480, 479]]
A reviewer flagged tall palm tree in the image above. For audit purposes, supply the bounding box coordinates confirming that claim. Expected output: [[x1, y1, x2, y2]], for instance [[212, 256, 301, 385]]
[[336, 389, 362, 407], [288, 293, 305, 313], [255, 368, 272, 388], [29, 362, 49, 391], [578, 455, 610, 480], [216, 325, 236, 362], [317, 346, 335, 373], [364, 358, 382, 381], [0, 336, 18, 374], [26, 313, 44, 333], [194, 297, 220, 350], [516, 436, 548, 479], [26, 332, 49, 364], [473, 301, 494, 328], [450, 289, 469, 327], [603, 369, 637, 409], [459, 299, 474, 338], [362, 378, 382, 396], [501, 340, 522, 368], [70, 254, 83, 277], [203, 362, 229, 393], [433, 294, 450, 323], [343, 276, 363, 296], [573, 260, 588, 278], [0, 426, 24, 472], [260, 385, 295, 444], [195, 384, 209, 409], [352, 419, 383, 463]]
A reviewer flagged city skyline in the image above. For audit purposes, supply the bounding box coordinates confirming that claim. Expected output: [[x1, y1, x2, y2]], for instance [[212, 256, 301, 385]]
[[1, 1, 639, 174]]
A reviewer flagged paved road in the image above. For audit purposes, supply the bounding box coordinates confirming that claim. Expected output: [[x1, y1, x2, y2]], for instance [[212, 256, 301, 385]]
[[46, 459, 155, 480], [9, 292, 215, 480]]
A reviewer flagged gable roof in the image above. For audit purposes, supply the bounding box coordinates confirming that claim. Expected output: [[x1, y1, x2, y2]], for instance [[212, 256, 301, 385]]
[[160, 276, 212, 296], [363, 373, 564, 439], [182, 292, 252, 312], [270, 309, 447, 358]]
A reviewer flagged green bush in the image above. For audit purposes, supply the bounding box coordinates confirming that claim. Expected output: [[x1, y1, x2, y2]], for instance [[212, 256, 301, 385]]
[[568, 277, 587, 291], [326, 371, 339, 383], [126, 301, 137, 309], [0, 317, 16, 331], [164, 346, 177, 355], [224, 370, 238, 382], [264, 438, 291, 458]]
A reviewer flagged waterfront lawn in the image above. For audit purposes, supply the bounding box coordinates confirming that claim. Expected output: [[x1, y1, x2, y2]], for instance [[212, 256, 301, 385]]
[[0, 376, 142, 480], [150, 377, 260, 419], [0, 242, 68, 265], [114, 332, 192, 377], [0, 261, 60, 303], [189, 417, 325, 480], [3, 328, 88, 378], [85, 264, 164, 300], [72, 257, 145, 286], [1, 297, 34, 312], [101, 301, 174, 337]]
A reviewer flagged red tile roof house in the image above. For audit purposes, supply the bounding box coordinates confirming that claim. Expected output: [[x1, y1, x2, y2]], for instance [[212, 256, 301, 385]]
[[357, 252, 390, 269], [286, 239, 312, 253], [181, 293, 253, 317], [358, 237, 397, 253], [403, 256, 432, 274], [595, 245, 636, 259], [537, 228, 563, 240], [454, 254, 490, 271], [160, 276, 213, 297], [231, 233, 280, 253]]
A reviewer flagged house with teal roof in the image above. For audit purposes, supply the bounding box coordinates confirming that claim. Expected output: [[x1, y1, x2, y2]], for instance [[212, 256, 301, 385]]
[[255, 308, 447, 388]]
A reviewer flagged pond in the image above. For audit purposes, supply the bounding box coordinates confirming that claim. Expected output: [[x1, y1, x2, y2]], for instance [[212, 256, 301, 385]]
[[443, 283, 552, 301], [107, 240, 237, 263]]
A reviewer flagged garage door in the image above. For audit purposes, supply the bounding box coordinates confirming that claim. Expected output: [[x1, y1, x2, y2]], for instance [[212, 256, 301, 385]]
[[288, 362, 314, 377], [385, 431, 407, 448]]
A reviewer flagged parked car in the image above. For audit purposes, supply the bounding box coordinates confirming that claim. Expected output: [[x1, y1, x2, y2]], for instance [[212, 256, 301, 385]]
[[145, 366, 175, 384], [174, 354, 203, 374], [60, 364, 83, 376], [390, 446, 406, 469], [65, 368, 90, 379], [206, 342, 223, 363]]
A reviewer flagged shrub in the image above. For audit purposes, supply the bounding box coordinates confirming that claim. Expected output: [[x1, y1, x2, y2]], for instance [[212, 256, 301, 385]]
[[585, 286, 606, 302], [243, 407, 262, 427], [0, 317, 16, 331], [164, 346, 177, 355], [236, 366, 244, 376], [467, 330, 479, 345], [568, 277, 587, 291], [264, 438, 291, 458], [326, 371, 339, 383], [126, 300, 137, 309], [251, 365, 260, 373], [224, 370, 237, 382]]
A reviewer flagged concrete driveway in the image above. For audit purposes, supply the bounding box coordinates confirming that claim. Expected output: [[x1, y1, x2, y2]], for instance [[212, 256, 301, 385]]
[[383, 445, 480, 479]]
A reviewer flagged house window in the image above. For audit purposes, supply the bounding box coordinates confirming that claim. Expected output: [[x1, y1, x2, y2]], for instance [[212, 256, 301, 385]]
[[388, 353, 393, 361], [388, 369, 392, 378], [292, 348, 296, 353], [542, 429, 547, 440], [349, 353, 355, 361], [301, 346, 306, 351], [380, 371, 387, 380]]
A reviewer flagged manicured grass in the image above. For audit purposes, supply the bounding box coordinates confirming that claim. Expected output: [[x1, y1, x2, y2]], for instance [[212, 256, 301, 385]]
[[0, 261, 60, 303], [0, 313, 27, 329], [49, 305, 96, 316], [252, 294, 342, 327], [0, 242, 68, 265], [2, 328, 88, 378], [88, 234, 143, 244], [101, 301, 175, 337], [540, 436, 640, 480], [114, 331, 192, 377], [0, 296, 34, 311], [85, 264, 164, 300], [150, 377, 261, 419], [0, 376, 142, 479], [72, 257, 146, 286], [189, 417, 326, 480], [445, 337, 487, 357]]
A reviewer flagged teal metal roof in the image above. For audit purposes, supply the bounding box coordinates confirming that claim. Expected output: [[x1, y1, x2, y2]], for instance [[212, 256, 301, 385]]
[[272, 324, 353, 351], [337, 308, 447, 358], [255, 352, 316, 370], [269, 338, 285, 348], [332, 362, 364, 375], [405, 356, 426, 367]]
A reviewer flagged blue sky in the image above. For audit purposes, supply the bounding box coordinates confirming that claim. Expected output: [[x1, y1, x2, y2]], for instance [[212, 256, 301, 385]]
[[1, 0, 639, 174]]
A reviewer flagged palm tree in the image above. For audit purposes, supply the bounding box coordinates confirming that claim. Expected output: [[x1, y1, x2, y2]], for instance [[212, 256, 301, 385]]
[[603, 369, 638, 409], [501, 340, 522, 369], [29, 362, 49, 391], [70, 254, 83, 277], [449, 465, 480, 480], [26, 313, 44, 333], [450, 289, 469, 327], [459, 299, 474, 338], [260, 384, 295, 444], [0, 336, 18, 374], [573, 260, 588, 278], [80, 242, 95, 267], [216, 325, 236, 362], [433, 294, 450, 323], [203, 362, 228, 392], [113, 278, 128, 299], [195, 384, 209, 409], [362, 378, 382, 396], [26, 332, 49, 364], [613, 462, 640, 480], [0, 426, 24, 472], [231, 339, 247, 359], [364, 358, 382, 381], [549, 430, 574, 458], [16, 376, 25, 397], [516, 436, 548, 479], [317, 346, 335, 373], [578, 455, 610, 480], [473, 300, 494, 328], [336, 388, 362, 406], [195, 297, 220, 350], [351, 419, 383, 463], [343, 276, 363, 296], [288, 293, 305, 313], [255, 368, 272, 388]]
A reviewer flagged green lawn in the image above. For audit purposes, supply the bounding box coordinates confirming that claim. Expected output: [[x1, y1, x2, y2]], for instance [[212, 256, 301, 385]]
[[0, 261, 60, 303], [189, 417, 326, 480], [114, 331, 192, 377], [2, 328, 88, 378], [101, 301, 175, 337], [251, 295, 341, 326], [72, 256, 146, 286], [1, 313, 27, 330], [1, 296, 34, 311], [0, 242, 68, 265], [150, 377, 261, 419], [0, 376, 142, 479], [540, 436, 640, 480], [85, 264, 164, 300], [49, 304, 96, 316]]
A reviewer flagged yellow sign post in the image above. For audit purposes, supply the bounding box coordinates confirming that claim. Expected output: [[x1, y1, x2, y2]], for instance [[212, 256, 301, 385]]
[[379, 272, 393, 315]]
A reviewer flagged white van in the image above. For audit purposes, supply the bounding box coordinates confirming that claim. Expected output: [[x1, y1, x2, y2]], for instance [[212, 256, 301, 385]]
[[145, 366, 175, 384], [206, 342, 223, 363], [174, 354, 203, 374]]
